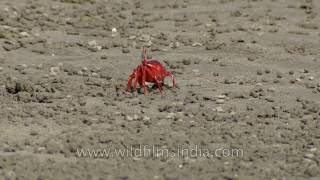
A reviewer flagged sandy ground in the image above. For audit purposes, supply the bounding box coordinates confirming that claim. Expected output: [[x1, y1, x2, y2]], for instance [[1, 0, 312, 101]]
[[0, 0, 320, 179]]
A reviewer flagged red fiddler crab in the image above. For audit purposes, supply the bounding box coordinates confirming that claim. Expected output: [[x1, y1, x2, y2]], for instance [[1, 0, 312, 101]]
[[127, 47, 176, 94]]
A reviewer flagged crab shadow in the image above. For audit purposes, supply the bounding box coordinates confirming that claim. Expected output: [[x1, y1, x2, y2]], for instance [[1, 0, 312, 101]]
[[130, 83, 178, 95]]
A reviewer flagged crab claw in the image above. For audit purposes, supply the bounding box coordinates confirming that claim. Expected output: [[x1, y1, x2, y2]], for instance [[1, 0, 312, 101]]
[[166, 71, 176, 88]]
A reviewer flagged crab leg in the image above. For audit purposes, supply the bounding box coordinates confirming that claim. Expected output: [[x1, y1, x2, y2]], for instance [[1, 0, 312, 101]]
[[133, 68, 140, 93], [141, 66, 148, 94], [127, 73, 134, 92], [156, 80, 163, 93]]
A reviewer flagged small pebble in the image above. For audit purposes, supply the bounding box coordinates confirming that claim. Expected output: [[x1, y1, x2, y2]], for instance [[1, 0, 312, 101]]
[[30, 130, 39, 136], [212, 57, 219, 62], [122, 48, 130, 53], [112, 28, 117, 33], [289, 70, 294, 75], [139, 34, 151, 42], [77, 71, 83, 75], [126, 115, 133, 121], [133, 114, 139, 120], [193, 59, 200, 64], [111, 28, 117, 37], [82, 67, 88, 71], [50, 67, 59, 71], [261, 78, 270, 83], [49, 71, 57, 76], [192, 69, 200, 73], [289, 79, 295, 83], [182, 59, 191, 65], [309, 76, 314, 80], [143, 116, 151, 121], [304, 153, 314, 159], [219, 62, 227, 67], [88, 40, 97, 46], [19, 32, 29, 37], [192, 42, 202, 47], [216, 99, 225, 104], [171, 41, 180, 49], [166, 112, 175, 119], [15, 64, 27, 71], [215, 107, 224, 112], [309, 147, 317, 152], [91, 72, 99, 77], [37, 147, 46, 152], [267, 87, 276, 92], [273, 79, 280, 83], [216, 95, 227, 99], [49, 67, 60, 76], [276, 72, 282, 78], [100, 55, 108, 59], [36, 64, 43, 69], [247, 57, 255, 61], [0, 67, 3, 72], [213, 72, 219, 76], [265, 96, 275, 102], [224, 79, 233, 84], [306, 83, 316, 89], [129, 35, 136, 40], [257, 69, 263, 75]]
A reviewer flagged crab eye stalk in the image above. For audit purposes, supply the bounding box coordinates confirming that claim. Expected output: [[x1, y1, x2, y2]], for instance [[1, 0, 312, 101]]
[[144, 47, 147, 57], [141, 47, 147, 60]]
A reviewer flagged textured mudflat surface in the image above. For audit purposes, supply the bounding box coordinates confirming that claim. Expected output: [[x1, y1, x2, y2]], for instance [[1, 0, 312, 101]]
[[0, 0, 320, 179]]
